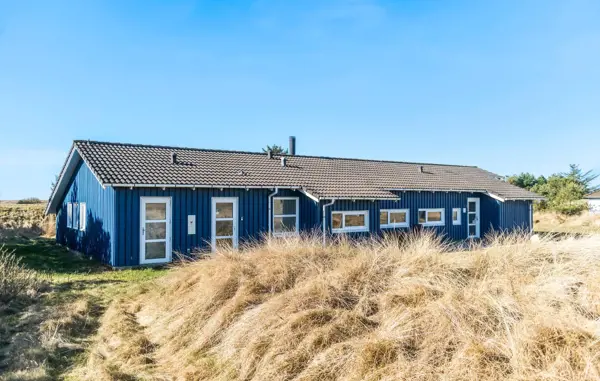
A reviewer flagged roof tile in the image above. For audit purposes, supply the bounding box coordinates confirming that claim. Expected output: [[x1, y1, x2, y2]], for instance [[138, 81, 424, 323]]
[[73, 140, 542, 200]]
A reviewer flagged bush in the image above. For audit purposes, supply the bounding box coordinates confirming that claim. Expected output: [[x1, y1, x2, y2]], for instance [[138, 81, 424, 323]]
[[17, 197, 43, 204], [553, 200, 589, 216], [511, 164, 598, 216], [0, 245, 45, 303]]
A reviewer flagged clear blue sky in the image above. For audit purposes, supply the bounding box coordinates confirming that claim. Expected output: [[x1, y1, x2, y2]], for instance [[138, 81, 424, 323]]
[[1, 0, 599, 200]]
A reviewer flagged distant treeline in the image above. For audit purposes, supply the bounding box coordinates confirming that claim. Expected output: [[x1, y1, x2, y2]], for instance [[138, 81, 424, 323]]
[[16, 197, 43, 205], [508, 164, 598, 215]]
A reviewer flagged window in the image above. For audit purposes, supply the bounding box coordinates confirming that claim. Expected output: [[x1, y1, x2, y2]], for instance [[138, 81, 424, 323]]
[[418, 208, 445, 227], [273, 197, 298, 235], [331, 211, 369, 233], [452, 208, 461, 225], [73, 202, 79, 230], [380, 209, 409, 228], [79, 202, 87, 231], [67, 203, 73, 229]]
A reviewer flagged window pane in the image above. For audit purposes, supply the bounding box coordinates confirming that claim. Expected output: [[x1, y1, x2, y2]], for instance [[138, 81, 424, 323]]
[[428, 211, 442, 222], [146, 203, 166, 220], [469, 225, 476, 236], [216, 238, 233, 250], [452, 210, 459, 221], [274, 216, 297, 233], [146, 222, 166, 240], [468, 214, 476, 224], [216, 220, 233, 236], [418, 211, 426, 223], [73, 203, 79, 229], [380, 211, 388, 225], [390, 212, 406, 224], [332, 213, 343, 229], [145, 242, 166, 259], [274, 199, 296, 215], [67, 204, 73, 228], [215, 202, 233, 218], [468, 201, 477, 213], [345, 214, 365, 227], [80, 204, 86, 230]]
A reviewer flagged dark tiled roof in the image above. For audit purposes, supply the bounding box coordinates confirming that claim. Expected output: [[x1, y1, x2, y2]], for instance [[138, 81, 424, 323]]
[[585, 191, 600, 199], [73, 140, 543, 201]]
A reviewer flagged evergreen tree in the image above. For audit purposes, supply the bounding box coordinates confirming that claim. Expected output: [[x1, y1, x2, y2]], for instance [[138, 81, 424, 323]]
[[563, 164, 599, 194], [262, 144, 288, 154], [509, 165, 598, 215], [507, 172, 539, 190]]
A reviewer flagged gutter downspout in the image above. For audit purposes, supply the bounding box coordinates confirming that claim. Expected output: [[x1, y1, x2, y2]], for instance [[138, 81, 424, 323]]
[[268, 187, 279, 237], [322, 199, 336, 246]]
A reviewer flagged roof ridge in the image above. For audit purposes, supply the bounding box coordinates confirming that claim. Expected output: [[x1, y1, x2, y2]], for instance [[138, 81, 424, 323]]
[[73, 139, 479, 169]]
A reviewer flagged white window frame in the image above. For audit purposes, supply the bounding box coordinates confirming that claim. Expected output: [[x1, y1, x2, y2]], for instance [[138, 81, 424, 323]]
[[140, 197, 173, 264], [211, 197, 239, 251], [272, 197, 299, 236], [331, 210, 369, 233], [418, 208, 445, 227], [467, 197, 481, 239], [452, 208, 461, 225], [380, 209, 409, 228], [67, 202, 73, 229], [79, 202, 87, 231]]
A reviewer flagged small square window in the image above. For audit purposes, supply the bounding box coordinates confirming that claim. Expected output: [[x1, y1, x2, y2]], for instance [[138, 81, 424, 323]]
[[452, 208, 461, 225], [380, 209, 409, 228], [418, 209, 445, 227], [332, 212, 343, 229], [331, 211, 369, 233], [379, 211, 388, 225]]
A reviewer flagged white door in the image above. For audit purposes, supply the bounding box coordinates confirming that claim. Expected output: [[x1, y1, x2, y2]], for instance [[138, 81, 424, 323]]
[[140, 197, 172, 264], [211, 197, 239, 251], [467, 197, 480, 238]]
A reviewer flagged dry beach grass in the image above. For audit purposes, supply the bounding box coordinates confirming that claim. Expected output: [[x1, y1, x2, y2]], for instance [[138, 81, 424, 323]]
[[0, 237, 165, 380], [0, 203, 54, 237], [77, 232, 600, 381], [534, 211, 600, 234]]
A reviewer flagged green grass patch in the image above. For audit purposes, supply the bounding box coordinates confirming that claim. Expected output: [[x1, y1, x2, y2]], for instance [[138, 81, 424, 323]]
[[0, 237, 168, 380]]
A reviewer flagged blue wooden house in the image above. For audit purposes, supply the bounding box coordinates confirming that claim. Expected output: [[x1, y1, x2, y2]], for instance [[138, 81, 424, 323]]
[[45, 139, 542, 267]]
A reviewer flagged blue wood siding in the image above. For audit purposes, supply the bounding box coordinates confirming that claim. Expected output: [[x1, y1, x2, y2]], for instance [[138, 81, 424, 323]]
[[113, 188, 318, 267], [53, 158, 535, 267], [498, 200, 532, 232], [56, 161, 116, 265], [320, 191, 500, 240]]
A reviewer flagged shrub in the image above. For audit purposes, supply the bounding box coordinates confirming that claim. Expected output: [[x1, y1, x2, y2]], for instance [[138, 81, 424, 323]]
[[510, 164, 598, 216], [17, 197, 43, 205], [552, 200, 589, 216], [0, 245, 45, 303]]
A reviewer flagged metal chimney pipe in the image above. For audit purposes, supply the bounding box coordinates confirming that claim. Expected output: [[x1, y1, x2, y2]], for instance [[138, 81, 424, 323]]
[[289, 136, 296, 155], [171, 152, 177, 164]]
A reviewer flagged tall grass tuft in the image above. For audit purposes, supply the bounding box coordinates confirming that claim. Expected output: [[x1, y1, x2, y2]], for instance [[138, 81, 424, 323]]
[[0, 203, 54, 237], [78, 231, 600, 381], [0, 245, 45, 303]]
